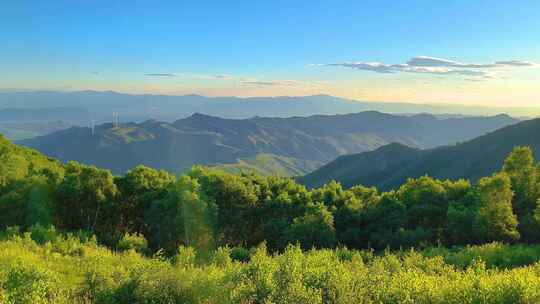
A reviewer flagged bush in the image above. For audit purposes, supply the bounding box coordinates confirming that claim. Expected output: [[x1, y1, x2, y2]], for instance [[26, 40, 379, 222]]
[[28, 224, 58, 244], [230, 246, 251, 262], [117, 232, 148, 254], [2, 230, 540, 303], [2, 266, 63, 304]]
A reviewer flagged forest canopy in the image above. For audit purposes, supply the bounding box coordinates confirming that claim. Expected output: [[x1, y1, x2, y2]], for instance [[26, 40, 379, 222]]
[[2, 134, 540, 254]]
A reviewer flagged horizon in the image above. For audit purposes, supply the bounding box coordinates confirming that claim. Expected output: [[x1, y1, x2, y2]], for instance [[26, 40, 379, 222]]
[[2, 89, 540, 112], [2, 1, 540, 108]]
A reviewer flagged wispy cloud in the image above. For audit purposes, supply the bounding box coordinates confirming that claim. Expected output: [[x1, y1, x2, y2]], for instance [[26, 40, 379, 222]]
[[239, 79, 329, 87], [494, 60, 536, 67], [317, 56, 537, 81], [406, 56, 497, 68], [240, 81, 281, 86], [212, 74, 233, 80], [144, 73, 177, 77]]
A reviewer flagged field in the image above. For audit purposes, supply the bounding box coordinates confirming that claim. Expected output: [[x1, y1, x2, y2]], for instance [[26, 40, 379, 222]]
[[2, 228, 540, 304]]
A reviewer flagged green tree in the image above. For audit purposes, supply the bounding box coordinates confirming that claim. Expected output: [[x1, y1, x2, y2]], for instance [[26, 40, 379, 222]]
[[0, 176, 56, 230], [145, 175, 217, 255], [397, 176, 449, 241], [475, 173, 520, 242], [333, 185, 379, 248], [191, 167, 259, 247], [258, 176, 312, 251], [346, 193, 407, 249], [502, 147, 540, 241], [115, 165, 175, 234], [285, 202, 336, 249], [447, 190, 480, 245], [55, 162, 118, 239]]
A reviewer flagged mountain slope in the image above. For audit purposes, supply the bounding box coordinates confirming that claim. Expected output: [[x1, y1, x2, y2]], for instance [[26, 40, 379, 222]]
[[213, 154, 323, 176], [299, 118, 540, 190], [18, 111, 518, 175]]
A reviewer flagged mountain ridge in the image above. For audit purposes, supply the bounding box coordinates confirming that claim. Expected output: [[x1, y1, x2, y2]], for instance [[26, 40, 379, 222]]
[[299, 117, 540, 190], [1, 90, 538, 123], [17, 111, 518, 175]]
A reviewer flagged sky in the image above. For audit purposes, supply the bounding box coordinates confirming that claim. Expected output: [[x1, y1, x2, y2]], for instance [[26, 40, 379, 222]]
[[1, 0, 540, 107]]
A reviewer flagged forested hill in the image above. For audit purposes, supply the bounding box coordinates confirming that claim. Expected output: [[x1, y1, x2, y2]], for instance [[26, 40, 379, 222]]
[[18, 111, 517, 175], [299, 117, 540, 190]]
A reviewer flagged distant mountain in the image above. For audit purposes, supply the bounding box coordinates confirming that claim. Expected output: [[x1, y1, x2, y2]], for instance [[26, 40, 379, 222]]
[[18, 111, 518, 175], [0, 91, 538, 123], [0, 121, 71, 140], [0, 107, 88, 123], [299, 118, 540, 190]]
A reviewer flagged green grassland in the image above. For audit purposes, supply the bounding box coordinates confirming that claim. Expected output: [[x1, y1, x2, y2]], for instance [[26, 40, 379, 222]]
[[3, 228, 540, 304]]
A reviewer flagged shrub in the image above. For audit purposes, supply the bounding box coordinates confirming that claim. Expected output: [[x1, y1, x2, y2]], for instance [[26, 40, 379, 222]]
[[230, 246, 251, 262], [117, 232, 148, 254]]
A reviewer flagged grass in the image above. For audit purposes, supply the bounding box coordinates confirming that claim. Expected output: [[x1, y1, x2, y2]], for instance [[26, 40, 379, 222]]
[[2, 229, 540, 303]]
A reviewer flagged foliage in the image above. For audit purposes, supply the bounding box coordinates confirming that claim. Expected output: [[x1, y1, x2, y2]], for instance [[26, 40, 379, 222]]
[[2, 234, 540, 303], [5, 136, 540, 302]]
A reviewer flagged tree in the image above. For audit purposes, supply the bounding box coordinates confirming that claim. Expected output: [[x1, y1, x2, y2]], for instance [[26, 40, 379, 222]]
[[115, 165, 175, 234], [397, 176, 449, 241], [55, 162, 118, 240], [145, 175, 217, 255], [285, 202, 336, 249], [258, 176, 312, 251], [475, 173, 520, 242], [0, 172, 61, 230], [190, 167, 259, 247], [345, 193, 406, 249], [447, 190, 480, 245], [503, 147, 538, 214], [333, 185, 379, 248], [502, 147, 540, 241]]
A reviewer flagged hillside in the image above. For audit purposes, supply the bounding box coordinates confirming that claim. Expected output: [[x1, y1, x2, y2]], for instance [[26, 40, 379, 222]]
[[0, 134, 63, 187], [213, 153, 323, 176], [299, 118, 540, 190], [18, 111, 517, 175]]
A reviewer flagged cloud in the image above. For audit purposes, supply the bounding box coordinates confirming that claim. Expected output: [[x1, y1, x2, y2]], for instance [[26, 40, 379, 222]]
[[495, 60, 536, 67], [323, 62, 493, 78], [464, 78, 488, 82], [324, 62, 396, 73], [144, 73, 176, 77], [212, 74, 232, 80], [317, 56, 536, 80], [406, 56, 497, 68], [240, 80, 301, 87]]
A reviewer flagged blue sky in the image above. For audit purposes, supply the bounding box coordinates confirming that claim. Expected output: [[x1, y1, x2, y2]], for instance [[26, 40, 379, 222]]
[[2, 1, 539, 106]]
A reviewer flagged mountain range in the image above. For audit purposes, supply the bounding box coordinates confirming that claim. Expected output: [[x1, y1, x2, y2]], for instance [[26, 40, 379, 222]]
[[1, 91, 538, 124], [18, 111, 517, 175], [299, 117, 540, 190]]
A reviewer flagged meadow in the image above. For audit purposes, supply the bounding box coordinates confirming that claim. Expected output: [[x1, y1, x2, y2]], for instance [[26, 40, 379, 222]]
[[2, 227, 540, 304]]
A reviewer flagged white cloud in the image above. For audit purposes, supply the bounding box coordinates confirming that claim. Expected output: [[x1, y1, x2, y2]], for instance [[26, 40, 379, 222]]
[[318, 56, 537, 80], [240, 80, 303, 87], [406, 56, 497, 68], [144, 73, 177, 77], [495, 60, 536, 67], [212, 74, 233, 80], [240, 79, 329, 88]]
